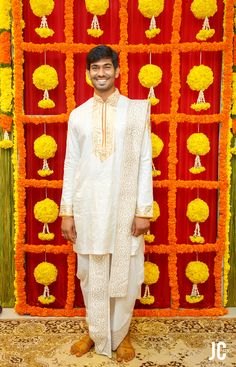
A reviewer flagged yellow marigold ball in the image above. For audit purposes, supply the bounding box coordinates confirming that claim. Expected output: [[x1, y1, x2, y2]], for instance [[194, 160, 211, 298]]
[[138, 0, 164, 18], [144, 261, 160, 285], [37, 169, 54, 177], [140, 295, 155, 305], [186, 295, 204, 303], [35, 28, 54, 38], [38, 99, 55, 109], [186, 198, 209, 223], [191, 0, 217, 19], [34, 134, 57, 159], [145, 28, 160, 39], [189, 235, 205, 243], [187, 133, 210, 156], [38, 295, 56, 304], [150, 201, 160, 222], [85, 0, 109, 16], [86, 71, 93, 87], [87, 28, 104, 37], [30, 0, 55, 17], [34, 198, 59, 223], [0, 140, 13, 149], [144, 234, 155, 243], [196, 29, 215, 41], [38, 232, 55, 241], [33, 65, 58, 91], [189, 167, 206, 174], [138, 64, 162, 89], [185, 261, 209, 284], [34, 261, 58, 286], [187, 65, 214, 91], [191, 102, 211, 111], [152, 133, 164, 158]]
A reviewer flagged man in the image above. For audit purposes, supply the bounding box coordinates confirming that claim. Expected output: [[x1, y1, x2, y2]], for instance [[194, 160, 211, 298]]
[[60, 45, 153, 362]]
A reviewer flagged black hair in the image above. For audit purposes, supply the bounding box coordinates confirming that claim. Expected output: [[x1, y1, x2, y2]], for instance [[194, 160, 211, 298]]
[[86, 45, 119, 70]]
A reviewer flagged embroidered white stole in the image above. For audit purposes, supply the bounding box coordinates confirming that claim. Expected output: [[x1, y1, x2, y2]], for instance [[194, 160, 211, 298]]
[[109, 99, 150, 297]]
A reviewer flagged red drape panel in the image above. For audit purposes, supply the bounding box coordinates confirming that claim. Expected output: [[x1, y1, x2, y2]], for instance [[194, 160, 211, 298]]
[[20, 0, 226, 311]]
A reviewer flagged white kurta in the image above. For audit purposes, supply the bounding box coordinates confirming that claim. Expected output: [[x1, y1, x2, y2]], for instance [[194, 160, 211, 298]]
[[60, 89, 153, 256]]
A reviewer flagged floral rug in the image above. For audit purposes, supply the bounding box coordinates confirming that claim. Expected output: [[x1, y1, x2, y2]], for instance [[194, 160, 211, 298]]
[[0, 318, 235, 367]]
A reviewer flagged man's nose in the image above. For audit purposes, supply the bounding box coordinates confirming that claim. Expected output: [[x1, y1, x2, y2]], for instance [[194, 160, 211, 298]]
[[97, 67, 105, 76]]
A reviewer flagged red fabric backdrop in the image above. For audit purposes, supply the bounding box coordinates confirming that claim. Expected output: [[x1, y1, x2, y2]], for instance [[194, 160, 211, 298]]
[[21, 0, 224, 310]]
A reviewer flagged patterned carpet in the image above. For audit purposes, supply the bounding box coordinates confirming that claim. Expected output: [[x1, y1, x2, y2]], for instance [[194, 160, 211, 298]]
[[0, 318, 235, 367]]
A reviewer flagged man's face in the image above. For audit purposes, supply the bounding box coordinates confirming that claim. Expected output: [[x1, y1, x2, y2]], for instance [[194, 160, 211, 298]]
[[87, 58, 119, 94]]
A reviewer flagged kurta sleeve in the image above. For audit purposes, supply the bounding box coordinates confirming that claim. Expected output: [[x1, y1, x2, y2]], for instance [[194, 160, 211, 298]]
[[135, 107, 153, 218], [59, 112, 80, 217]]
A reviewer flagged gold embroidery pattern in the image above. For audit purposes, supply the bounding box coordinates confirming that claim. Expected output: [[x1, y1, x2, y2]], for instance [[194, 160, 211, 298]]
[[109, 99, 149, 297], [135, 205, 153, 218], [59, 204, 73, 216], [88, 254, 111, 355], [92, 89, 120, 161]]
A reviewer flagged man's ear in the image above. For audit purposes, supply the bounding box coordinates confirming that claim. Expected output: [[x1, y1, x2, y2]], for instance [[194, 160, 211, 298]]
[[115, 67, 120, 79]]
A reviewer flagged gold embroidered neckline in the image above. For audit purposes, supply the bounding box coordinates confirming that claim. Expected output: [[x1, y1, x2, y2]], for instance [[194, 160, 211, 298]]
[[93, 88, 120, 106]]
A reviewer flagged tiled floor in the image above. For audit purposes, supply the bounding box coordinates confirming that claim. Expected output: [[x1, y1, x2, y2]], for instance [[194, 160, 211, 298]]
[[1, 307, 236, 319]]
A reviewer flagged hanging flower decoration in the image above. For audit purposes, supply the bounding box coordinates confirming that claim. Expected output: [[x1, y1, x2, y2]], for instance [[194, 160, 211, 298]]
[[150, 201, 160, 222], [86, 71, 93, 88], [191, 0, 217, 41], [185, 261, 209, 303], [138, 64, 162, 106], [34, 134, 57, 177], [85, 0, 109, 37], [34, 198, 59, 240], [0, 130, 13, 149], [140, 261, 160, 305], [186, 198, 209, 243], [32, 65, 58, 109], [187, 65, 214, 112], [29, 0, 55, 38], [151, 133, 164, 176], [187, 133, 210, 174], [144, 233, 155, 243], [138, 0, 164, 39], [34, 261, 58, 304]]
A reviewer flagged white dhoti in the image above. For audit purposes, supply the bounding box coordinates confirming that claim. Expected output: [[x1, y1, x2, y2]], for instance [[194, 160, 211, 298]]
[[76, 242, 144, 358]]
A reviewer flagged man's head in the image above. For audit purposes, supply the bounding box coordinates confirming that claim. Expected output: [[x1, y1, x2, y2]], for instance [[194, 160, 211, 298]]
[[86, 45, 119, 70], [86, 45, 120, 97]]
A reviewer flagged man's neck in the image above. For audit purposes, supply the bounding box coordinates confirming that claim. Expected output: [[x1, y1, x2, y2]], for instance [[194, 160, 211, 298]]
[[94, 87, 116, 102]]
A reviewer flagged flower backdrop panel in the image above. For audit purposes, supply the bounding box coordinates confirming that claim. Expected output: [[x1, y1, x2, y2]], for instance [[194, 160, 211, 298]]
[[11, 0, 234, 316], [0, 0, 15, 307]]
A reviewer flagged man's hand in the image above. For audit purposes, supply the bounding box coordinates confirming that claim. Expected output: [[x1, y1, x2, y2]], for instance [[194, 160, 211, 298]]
[[61, 216, 77, 243], [131, 216, 150, 237]]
